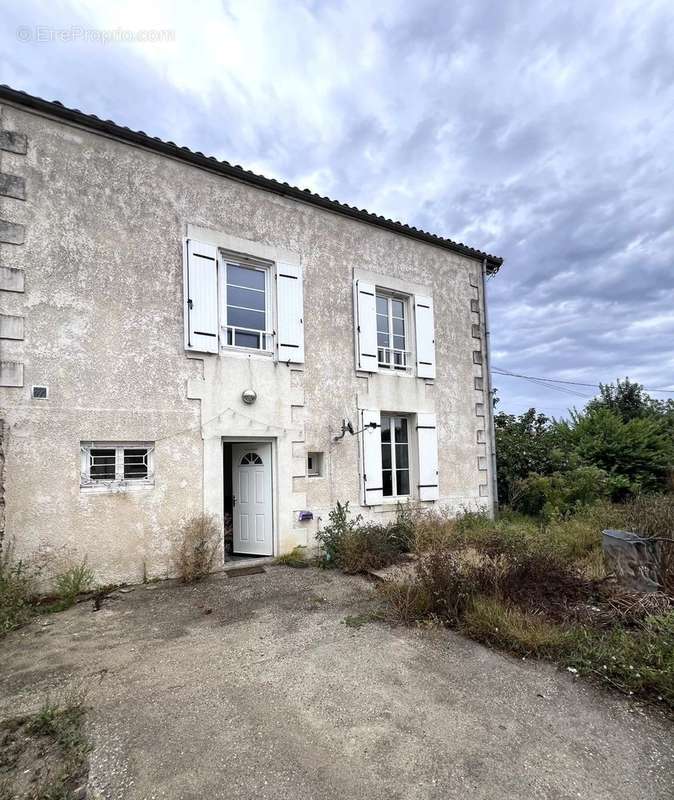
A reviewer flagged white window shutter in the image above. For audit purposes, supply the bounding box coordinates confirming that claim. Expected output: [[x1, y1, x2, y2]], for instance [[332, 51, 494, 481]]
[[415, 295, 436, 379], [276, 262, 304, 363], [184, 239, 219, 353], [360, 409, 383, 506], [354, 279, 378, 372], [417, 412, 439, 501]]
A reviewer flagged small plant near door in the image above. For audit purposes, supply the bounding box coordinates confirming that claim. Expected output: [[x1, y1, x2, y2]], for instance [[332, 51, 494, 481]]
[[173, 514, 220, 583]]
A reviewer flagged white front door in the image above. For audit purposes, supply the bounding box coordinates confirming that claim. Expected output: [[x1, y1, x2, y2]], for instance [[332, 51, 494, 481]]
[[232, 443, 273, 556]]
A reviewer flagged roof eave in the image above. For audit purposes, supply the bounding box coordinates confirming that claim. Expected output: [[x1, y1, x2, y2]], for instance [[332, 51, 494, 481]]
[[0, 84, 504, 273]]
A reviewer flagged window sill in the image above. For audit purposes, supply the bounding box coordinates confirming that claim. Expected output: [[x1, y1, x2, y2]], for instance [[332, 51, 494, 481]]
[[80, 481, 154, 495], [220, 345, 274, 359]]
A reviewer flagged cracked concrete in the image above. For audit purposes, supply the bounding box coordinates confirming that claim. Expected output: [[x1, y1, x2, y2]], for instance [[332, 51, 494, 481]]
[[1, 566, 672, 799]]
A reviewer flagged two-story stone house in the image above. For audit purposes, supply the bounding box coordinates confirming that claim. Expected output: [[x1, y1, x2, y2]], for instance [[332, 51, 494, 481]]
[[0, 85, 503, 584]]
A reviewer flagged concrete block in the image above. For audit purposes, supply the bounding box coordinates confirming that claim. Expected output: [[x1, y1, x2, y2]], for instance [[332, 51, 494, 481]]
[[0, 314, 24, 340], [0, 130, 28, 154], [474, 376, 484, 390], [0, 266, 24, 292], [470, 298, 480, 313], [471, 324, 481, 339], [472, 350, 483, 365], [0, 220, 25, 244], [0, 361, 23, 387], [0, 173, 25, 200]]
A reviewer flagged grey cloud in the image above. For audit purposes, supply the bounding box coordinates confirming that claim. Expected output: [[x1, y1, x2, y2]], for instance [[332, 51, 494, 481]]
[[1, 0, 673, 418]]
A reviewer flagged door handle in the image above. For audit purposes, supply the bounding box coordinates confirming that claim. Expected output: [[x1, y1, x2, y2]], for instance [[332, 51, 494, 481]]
[[232, 495, 236, 508]]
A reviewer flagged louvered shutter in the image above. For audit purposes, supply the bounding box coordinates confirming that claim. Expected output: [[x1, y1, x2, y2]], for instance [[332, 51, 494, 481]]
[[184, 239, 219, 353], [276, 262, 304, 363], [354, 280, 378, 372], [417, 412, 439, 501], [414, 295, 436, 379], [360, 409, 383, 506]]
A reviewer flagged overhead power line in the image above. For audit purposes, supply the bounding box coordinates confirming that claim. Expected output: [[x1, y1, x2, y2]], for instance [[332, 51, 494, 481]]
[[492, 367, 674, 396]]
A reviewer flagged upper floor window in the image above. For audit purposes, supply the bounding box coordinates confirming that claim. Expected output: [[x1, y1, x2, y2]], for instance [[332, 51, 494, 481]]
[[80, 442, 154, 491], [184, 238, 304, 363], [224, 262, 272, 352], [354, 278, 435, 379], [376, 292, 409, 370]]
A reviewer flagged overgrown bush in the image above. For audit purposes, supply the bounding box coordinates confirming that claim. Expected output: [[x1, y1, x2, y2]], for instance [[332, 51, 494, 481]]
[[173, 513, 220, 582], [315, 501, 412, 573], [315, 501, 362, 567], [512, 466, 614, 519], [0, 539, 35, 635]]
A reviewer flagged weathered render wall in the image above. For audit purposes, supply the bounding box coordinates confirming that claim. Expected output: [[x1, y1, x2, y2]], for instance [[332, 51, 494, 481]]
[[0, 101, 494, 585]]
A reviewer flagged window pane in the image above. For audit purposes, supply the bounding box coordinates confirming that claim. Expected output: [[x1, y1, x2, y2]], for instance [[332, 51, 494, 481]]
[[380, 418, 391, 443], [227, 285, 265, 311], [376, 313, 389, 334], [394, 417, 408, 443], [381, 442, 392, 470], [395, 443, 409, 469], [124, 448, 148, 479], [392, 316, 405, 336], [392, 299, 404, 318], [376, 295, 388, 315], [377, 332, 389, 347], [393, 335, 406, 351], [90, 448, 115, 480], [396, 469, 410, 496], [227, 264, 265, 291], [227, 306, 265, 331], [382, 469, 393, 497], [234, 330, 261, 349]]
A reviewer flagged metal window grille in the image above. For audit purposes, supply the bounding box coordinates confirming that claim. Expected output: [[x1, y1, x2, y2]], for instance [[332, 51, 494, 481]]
[[80, 442, 154, 488]]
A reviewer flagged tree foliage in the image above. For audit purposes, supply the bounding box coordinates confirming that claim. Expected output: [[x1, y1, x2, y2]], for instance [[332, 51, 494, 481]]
[[495, 378, 674, 513]]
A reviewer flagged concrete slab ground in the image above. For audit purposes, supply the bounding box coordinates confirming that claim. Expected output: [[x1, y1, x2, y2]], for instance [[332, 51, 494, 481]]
[[1, 566, 672, 799]]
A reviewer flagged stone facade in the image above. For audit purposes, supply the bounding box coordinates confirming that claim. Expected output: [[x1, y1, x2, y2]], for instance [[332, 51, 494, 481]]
[[0, 92, 501, 585]]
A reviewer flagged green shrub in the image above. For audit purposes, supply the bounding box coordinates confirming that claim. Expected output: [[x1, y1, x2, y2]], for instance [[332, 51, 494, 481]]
[[315, 501, 362, 567], [316, 502, 411, 573], [335, 524, 407, 573], [0, 540, 35, 635], [54, 560, 94, 608], [512, 466, 613, 519]]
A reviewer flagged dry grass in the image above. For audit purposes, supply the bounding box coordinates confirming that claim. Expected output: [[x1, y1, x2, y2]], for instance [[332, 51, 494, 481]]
[[173, 513, 220, 583], [462, 596, 567, 658]]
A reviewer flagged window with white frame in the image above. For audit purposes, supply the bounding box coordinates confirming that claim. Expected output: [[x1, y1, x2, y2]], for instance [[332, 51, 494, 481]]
[[380, 415, 410, 497], [376, 292, 409, 370], [223, 261, 272, 352], [184, 239, 305, 362], [80, 442, 154, 489]]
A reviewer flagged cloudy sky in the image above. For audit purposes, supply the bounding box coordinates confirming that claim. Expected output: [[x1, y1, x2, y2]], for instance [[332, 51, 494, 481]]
[[2, 0, 673, 417]]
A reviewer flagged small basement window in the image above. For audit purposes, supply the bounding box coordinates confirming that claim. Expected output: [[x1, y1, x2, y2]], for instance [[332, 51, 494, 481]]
[[307, 452, 323, 477], [81, 442, 154, 490]]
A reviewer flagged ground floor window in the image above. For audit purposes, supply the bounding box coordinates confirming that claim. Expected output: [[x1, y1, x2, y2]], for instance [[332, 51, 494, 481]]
[[380, 415, 410, 497], [80, 442, 154, 490]]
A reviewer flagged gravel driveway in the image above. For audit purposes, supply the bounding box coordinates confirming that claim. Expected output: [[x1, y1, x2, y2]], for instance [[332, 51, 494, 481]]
[[1, 566, 672, 799]]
